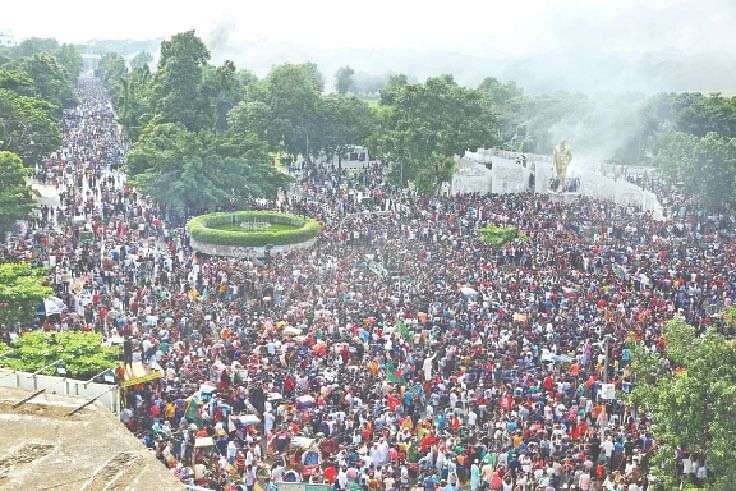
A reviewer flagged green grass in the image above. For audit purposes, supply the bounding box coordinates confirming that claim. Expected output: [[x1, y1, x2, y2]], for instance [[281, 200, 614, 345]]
[[211, 222, 300, 233]]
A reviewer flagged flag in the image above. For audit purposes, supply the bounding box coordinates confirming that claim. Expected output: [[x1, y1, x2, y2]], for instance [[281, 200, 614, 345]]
[[396, 316, 413, 339], [385, 363, 406, 384]]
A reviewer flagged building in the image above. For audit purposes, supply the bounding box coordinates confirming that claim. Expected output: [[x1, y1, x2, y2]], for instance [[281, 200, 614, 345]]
[[449, 147, 664, 219]]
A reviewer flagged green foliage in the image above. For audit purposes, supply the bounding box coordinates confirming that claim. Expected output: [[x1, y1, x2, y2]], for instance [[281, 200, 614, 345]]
[[478, 77, 523, 106], [151, 31, 213, 132], [130, 51, 153, 69], [314, 93, 376, 165], [0, 152, 35, 237], [626, 318, 736, 486], [95, 52, 127, 88], [236, 69, 258, 89], [95, 53, 152, 141], [186, 211, 321, 247], [0, 69, 35, 96], [652, 131, 736, 205], [125, 123, 291, 212], [13, 38, 60, 58], [0, 263, 52, 331], [0, 88, 61, 167], [237, 63, 325, 159], [0, 331, 120, 380], [334, 65, 355, 95], [501, 91, 595, 154], [6, 52, 78, 117], [372, 75, 497, 192], [478, 226, 519, 248], [379, 74, 409, 106], [53, 44, 83, 80], [645, 92, 736, 139]]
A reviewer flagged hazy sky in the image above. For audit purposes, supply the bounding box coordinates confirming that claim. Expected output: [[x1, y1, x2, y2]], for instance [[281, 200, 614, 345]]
[[3, 0, 735, 56]]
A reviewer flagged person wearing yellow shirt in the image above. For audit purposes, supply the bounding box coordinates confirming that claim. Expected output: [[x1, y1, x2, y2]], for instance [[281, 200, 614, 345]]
[[513, 433, 522, 449]]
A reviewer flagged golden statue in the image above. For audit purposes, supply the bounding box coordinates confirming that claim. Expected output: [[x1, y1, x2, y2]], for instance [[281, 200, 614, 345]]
[[553, 139, 572, 192]]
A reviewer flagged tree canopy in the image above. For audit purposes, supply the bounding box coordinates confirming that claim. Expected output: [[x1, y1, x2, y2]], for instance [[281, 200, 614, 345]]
[[0, 331, 120, 380], [0, 85, 61, 166], [626, 318, 736, 487], [334, 65, 355, 95], [0, 263, 52, 332], [151, 30, 213, 132], [0, 151, 35, 237], [125, 123, 291, 213], [372, 75, 498, 191]]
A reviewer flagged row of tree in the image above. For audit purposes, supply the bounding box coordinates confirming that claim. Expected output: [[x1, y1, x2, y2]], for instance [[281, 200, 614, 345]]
[[97, 30, 736, 207], [639, 93, 736, 206], [0, 38, 84, 238]]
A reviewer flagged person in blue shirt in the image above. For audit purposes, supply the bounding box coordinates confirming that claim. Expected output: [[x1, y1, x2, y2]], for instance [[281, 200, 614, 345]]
[[423, 472, 438, 491]]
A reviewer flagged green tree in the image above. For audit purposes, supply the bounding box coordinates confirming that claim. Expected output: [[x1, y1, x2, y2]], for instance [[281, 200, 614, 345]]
[[0, 331, 120, 379], [0, 69, 35, 96], [151, 30, 213, 132], [54, 44, 83, 79], [228, 100, 274, 144], [0, 88, 62, 166], [236, 68, 258, 89], [241, 63, 324, 159], [502, 91, 594, 154], [202, 60, 239, 134], [334, 65, 355, 95], [478, 76, 523, 106], [117, 64, 153, 141], [130, 50, 153, 69], [379, 73, 409, 106], [652, 131, 736, 205], [13, 38, 59, 57], [0, 263, 51, 331], [126, 123, 291, 212], [374, 75, 498, 192], [8, 52, 78, 116], [95, 51, 127, 89], [315, 93, 375, 167], [0, 152, 34, 236], [626, 318, 736, 487]]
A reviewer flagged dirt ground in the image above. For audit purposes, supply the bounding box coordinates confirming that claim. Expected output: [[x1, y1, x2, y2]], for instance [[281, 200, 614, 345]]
[[0, 386, 183, 490]]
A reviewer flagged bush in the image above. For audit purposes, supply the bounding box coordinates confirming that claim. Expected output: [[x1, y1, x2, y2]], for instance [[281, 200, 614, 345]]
[[186, 211, 321, 248], [0, 331, 120, 380]]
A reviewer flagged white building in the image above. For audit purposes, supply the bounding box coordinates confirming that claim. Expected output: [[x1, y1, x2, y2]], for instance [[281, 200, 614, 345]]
[[450, 147, 664, 219]]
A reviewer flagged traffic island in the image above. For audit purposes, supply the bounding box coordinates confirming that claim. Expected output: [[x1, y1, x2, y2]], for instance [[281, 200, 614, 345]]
[[186, 211, 321, 257]]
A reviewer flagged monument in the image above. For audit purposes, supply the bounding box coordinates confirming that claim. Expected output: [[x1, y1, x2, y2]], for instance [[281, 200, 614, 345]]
[[553, 139, 572, 192]]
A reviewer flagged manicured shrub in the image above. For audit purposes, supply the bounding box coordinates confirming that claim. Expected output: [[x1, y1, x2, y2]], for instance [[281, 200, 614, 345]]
[[186, 211, 321, 247]]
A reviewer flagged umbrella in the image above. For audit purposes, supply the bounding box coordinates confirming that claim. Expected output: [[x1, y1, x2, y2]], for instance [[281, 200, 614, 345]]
[[459, 287, 477, 296], [38, 297, 67, 316]]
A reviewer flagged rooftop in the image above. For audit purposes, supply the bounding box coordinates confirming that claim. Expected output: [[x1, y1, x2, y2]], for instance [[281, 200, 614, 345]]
[[0, 386, 182, 490]]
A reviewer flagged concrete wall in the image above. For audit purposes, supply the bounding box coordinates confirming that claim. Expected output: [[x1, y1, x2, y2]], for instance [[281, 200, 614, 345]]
[[189, 237, 318, 258], [0, 369, 119, 415]]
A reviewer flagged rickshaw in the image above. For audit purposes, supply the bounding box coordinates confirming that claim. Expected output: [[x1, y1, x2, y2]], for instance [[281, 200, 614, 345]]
[[288, 436, 320, 476]]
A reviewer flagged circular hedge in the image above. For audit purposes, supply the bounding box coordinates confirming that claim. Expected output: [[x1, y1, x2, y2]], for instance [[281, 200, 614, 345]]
[[186, 211, 321, 248]]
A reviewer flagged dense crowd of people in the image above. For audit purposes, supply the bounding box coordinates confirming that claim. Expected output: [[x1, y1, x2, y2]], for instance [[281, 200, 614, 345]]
[[3, 78, 734, 491]]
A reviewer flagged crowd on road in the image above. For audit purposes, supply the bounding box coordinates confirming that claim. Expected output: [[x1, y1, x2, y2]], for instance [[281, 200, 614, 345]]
[[3, 78, 733, 491]]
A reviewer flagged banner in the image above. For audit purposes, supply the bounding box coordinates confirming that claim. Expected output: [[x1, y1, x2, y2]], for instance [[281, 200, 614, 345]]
[[121, 370, 163, 388]]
